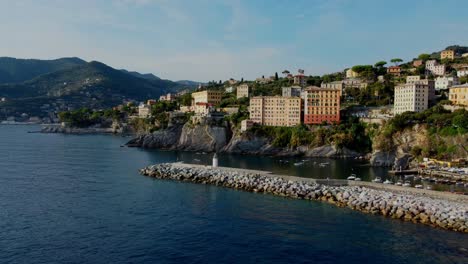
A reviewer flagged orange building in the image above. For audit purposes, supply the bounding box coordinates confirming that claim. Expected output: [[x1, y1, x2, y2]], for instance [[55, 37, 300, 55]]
[[302, 86, 341, 124], [387, 66, 401, 76]]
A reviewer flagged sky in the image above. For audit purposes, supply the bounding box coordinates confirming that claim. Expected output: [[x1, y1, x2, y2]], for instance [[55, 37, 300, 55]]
[[0, 0, 467, 82]]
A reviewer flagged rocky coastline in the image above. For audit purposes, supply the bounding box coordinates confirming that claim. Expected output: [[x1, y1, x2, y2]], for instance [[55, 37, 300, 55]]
[[127, 123, 362, 158], [140, 163, 468, 233]]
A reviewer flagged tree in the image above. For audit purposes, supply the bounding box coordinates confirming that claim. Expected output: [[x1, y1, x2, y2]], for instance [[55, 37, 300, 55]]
[[275, 72, 279, 80], [418, 53, 431, 61], [390, 58, 403, 65], [374, 61, 387, 68], [282, 70, 290, 76]]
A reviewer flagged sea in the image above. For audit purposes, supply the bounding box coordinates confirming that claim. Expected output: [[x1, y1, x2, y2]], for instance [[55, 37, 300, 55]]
[[0, 125, 466, 263]]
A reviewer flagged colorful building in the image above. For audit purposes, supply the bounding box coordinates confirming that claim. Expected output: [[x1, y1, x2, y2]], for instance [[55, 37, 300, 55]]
[[449, 84, 468, 106], [249, 96, 301, 127], [387, 66, 401, 76], [440, 50, 455, 60], [191, 90, 222, 106], [302, 86, 341, 124]]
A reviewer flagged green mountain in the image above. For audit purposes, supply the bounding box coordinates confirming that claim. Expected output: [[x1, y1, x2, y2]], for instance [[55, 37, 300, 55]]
[[0, 60, 184, 118], [0, 57, 87, 84]]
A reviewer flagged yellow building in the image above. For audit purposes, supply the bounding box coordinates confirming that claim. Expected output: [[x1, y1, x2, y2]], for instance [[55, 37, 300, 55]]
[[249, 96, 301, 127], [346, 68, 359, 78], [236, 84, 249, 99], [191, 90, 222, 106], [449, 84, 468, 106], [441, 50, 455, 60]]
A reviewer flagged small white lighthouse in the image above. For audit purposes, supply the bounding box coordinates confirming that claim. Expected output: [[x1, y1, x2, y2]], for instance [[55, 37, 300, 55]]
[[212, 153, 218, 168]]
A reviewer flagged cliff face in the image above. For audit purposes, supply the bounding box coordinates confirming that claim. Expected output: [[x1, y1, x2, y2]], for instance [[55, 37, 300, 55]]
[[370, 124, 467, 168], [127, 123, 361, 158], [126, 122, 230, 152]]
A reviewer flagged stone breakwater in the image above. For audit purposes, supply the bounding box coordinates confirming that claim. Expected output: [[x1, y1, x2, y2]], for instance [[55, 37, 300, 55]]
[[140, 163, 468, 233]]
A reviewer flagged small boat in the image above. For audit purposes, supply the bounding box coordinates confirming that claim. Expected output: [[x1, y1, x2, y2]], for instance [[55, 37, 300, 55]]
[[395, 181, 403, 186], [415, 184, 423, 189], [455, 181, 464, 186], [193, 159, 201, 162], [383, 179, 393, 185], [372, 177, 382, 183], [294, 162, 304, 166], [403, 181, 412, 187], [426, 186, 432, 190], [422, 177, 430, 181], [347, 174, 357, 180], [404, 174, 415, 179], [354, 177, 362, 181]]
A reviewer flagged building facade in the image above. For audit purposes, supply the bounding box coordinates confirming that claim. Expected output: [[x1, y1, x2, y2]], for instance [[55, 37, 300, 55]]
[[293, 74, 307, 86], [457, 66, 468, 77], [282, 86, 302, 97], [249, 96, 301, 127], [387, 66, 401, 76], [449, 84, 468, 106], [394, 83, 429, 115], [441, 50, 455, 60], [302, 86, 341, 124], [435, 76, 460, 90], [346, 69, 359, 78], [191, 90, 222, 106], [426, 60, 446, 76], [236, 84, 249, 99], [321, 81, 344, 92], [138, 104, 151, 118], [406, 75, 421, 83]]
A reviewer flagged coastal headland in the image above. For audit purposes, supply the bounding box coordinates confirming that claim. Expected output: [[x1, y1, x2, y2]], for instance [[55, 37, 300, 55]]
[[140, 163, 468, 233]]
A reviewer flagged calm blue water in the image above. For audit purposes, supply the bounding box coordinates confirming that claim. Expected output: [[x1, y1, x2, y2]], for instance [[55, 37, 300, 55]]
[[0, 125, 466, 264]]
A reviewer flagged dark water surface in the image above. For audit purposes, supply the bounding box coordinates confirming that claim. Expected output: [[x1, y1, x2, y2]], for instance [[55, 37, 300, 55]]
[[0, 125, 466, 264]]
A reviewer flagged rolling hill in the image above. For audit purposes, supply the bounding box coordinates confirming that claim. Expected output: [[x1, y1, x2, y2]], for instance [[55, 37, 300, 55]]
[[0, 59, 191, 119], [0, 57, 87, 84]]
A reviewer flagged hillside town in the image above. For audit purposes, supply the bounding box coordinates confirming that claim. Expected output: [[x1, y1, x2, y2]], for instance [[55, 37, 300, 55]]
[[128, 47, 468, 132]]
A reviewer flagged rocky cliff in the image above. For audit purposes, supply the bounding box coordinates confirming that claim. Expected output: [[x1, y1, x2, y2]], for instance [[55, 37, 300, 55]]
[[370, 124, 468, 168], [127, 122, 361, 158]]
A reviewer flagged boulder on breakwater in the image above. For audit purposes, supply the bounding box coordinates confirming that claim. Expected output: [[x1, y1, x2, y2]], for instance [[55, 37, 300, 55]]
[[139, 163, 468, 233]]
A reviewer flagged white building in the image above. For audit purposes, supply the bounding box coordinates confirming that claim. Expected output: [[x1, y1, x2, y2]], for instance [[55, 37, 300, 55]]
[[435, 76, 459, 90], [425, 60, 445, 76], [394, 83, 429, 115], [225, 86, 235, 93], [457, 67, 468, 77], [138, 104, 151, 118]]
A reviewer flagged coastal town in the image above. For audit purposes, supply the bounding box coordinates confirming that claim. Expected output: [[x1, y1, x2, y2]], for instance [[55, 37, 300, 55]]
[[28, 46, 467, 194]]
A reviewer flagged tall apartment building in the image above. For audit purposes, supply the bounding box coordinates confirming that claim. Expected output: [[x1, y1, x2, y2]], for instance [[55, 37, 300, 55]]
[[236, 84, 249, 99], [449, 84, 468, 106], [191, 90, 223, 106], [416, 79, 436, 104], [302, 86, 341, 124], [282, 86, 302, 97], [425, 60, 446, 76], [249, 96, 301, 127], [394, 83, 429, 115], [440, 50, 455, 60], [435, 76, 459, 90]]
